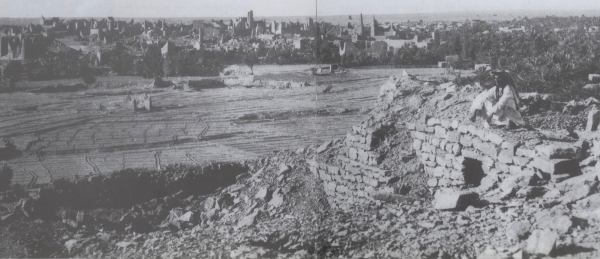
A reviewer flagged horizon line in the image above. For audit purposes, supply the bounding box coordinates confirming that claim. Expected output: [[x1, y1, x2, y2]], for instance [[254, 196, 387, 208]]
[[3, 8, 600, 20]]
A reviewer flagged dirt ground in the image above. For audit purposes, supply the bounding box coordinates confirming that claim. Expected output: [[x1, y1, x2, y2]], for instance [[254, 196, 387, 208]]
[[1, 66, 599, 259], [0, 67, 447, 186]]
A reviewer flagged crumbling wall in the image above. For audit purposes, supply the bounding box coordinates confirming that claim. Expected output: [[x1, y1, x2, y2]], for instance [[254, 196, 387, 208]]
[[125, 94, 153, 111], [309, 73, 598, 211], [409, 115, 594, 204], [310, 121, 396, 210]]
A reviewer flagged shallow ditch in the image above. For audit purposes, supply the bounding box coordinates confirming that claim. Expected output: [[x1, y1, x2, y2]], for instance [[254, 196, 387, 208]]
[[37, 161, 251, 210]]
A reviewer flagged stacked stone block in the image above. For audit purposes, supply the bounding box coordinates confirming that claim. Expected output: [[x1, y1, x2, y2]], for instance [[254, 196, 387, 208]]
[[344, 124, 388, 166], [312, 122, 395, 210], [409, 115, 590, 191], [311, 156, 393, 210]]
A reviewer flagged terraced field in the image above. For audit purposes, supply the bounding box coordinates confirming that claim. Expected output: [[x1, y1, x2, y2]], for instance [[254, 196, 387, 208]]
[[0, 66, 448, 185]]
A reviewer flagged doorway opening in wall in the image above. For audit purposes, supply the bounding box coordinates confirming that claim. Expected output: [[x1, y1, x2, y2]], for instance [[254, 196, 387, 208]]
[[463, 158, 485, 187]]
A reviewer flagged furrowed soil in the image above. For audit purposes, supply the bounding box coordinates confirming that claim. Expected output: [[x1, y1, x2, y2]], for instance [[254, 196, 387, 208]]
[[1, 66, 435, 186]]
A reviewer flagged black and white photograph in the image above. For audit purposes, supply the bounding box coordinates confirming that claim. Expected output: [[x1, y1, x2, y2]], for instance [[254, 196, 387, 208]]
[[1, 0, 600, 258]]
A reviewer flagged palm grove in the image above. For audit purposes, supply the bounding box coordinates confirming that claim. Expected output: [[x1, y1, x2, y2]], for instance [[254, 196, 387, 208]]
[[4, 16, 600, 96], [385, 15, 600, 94]]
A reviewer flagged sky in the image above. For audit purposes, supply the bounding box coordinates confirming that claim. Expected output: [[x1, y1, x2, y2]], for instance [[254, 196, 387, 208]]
[[3, 0, 600, 18]]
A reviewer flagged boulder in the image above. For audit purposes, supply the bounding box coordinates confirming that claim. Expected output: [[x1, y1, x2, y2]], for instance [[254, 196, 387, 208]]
[[178, 211, 195, 222], [536, 211, 572, 234], [525, 229, 558, 256], [268, 189, 284, 208], [506, 220, 531, 244], [237, 210, 261, 228], [203, 208, 219, 222], [477, 175, 497, 192], [277, 164, 291, 175], [529, 157, 580, 175], [254, 187, 270, 202], [65, 239, 85, 254], [433, 188, 479, 210], [317, 141, 332, 153], [575, 193, 600, 210], [499, 171, 535, 196], [535, 144, 582, 160]]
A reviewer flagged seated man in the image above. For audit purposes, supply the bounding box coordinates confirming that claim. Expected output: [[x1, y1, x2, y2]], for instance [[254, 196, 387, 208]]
[[469, 70, 526, 129]]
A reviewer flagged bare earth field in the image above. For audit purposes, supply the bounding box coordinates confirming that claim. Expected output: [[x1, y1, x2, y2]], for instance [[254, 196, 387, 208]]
[[0, 66, 448, 186]]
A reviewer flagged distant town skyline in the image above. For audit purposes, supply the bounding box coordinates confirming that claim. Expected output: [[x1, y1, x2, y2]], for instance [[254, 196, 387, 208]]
[[3, 0, 600, 18]]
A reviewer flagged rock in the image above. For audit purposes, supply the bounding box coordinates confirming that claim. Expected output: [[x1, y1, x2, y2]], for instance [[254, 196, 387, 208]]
[[0, 213, 17, 224], [537, 212, 572, 234], [535, 144, 582, 160], [76, 211, 89, 223], [65, 239, 82, 254], [506, 220, 531, 244], [317, 141, 332, 153], [203, 208, 219, 222], [559, 184, 594, 204], [529, 157, 580, 175], [477, 175, 497, 192], [277, 164, 291, 175], [237, 210, 261, 228], [116, 241, 137, 250], [255, 187, 270, 201], [433, 188, 479, 210], [178, 211, 195, 222], [574, 193, 600, 210], [586, 108, 600, 131], [456, 215, 470, 226], [499, 171, 535, 195], [235, 173, 251, 183], [525, 229, 558, 256], [419, 221, 436, 228], [63, 219, 79, 229], [268, 189, 284, 208], [379, 77, 399, 98]]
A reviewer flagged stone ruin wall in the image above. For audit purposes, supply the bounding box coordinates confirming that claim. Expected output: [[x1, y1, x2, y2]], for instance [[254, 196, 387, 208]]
[[310, 120, 396, 210], [313, 74, 600, 210], [408, 115, 598, 193], [311, 112, 600, 211]]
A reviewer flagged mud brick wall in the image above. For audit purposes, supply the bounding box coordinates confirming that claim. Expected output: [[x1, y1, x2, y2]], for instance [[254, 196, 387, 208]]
[[409, 115, 593, 191]]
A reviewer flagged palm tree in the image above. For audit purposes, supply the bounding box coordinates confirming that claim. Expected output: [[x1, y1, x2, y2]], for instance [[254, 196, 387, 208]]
[[474, 67, 492, 88]]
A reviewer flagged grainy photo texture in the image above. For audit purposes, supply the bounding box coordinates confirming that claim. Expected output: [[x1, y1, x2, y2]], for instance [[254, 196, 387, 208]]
[[1, 0, 600, 258]]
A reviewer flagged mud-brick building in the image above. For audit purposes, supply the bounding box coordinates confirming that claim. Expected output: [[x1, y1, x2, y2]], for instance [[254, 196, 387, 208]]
[[0, 34, 47, 61]]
